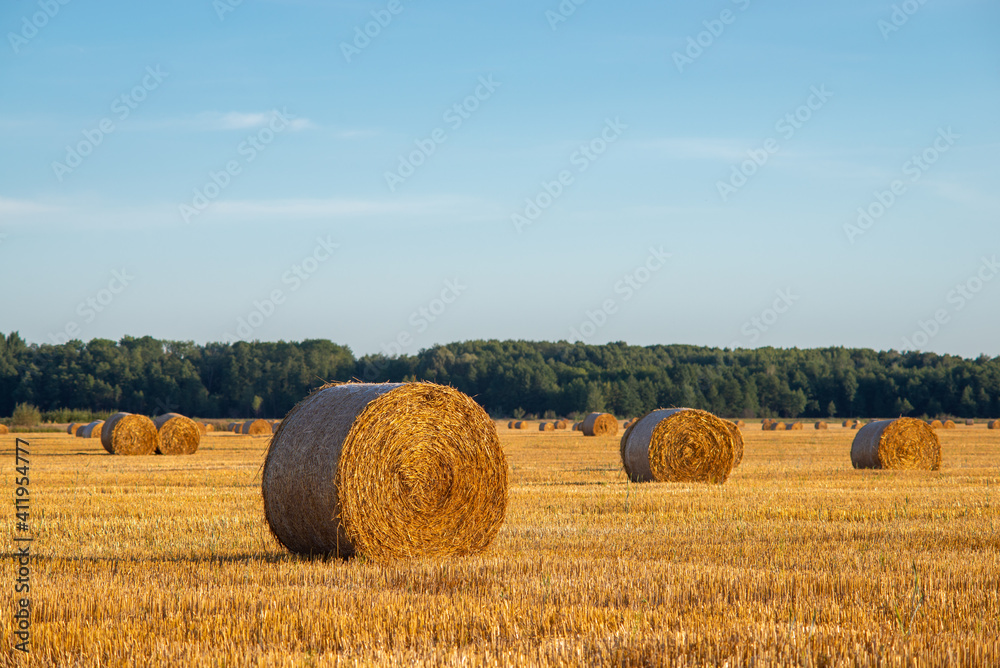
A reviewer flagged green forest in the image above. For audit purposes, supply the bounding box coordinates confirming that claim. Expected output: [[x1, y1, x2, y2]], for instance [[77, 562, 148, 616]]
[[1, 332, 998, 421]]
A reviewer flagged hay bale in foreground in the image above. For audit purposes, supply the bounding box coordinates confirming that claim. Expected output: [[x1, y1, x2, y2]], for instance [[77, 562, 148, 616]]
[[262, 382, 508, 560], [153, 413, 201, 455], [928, 419, 943, 429], [815, 421, 829, 430], [539, 422, 554, 432], [786, 422, 804, 431], [620, 408, 743, 484], [241, 419, 271, 435], [942, 420, 956, 429], [101, 413, 158, 455], [79, 421, 104, 438], [582, 412, 618, 437], [850, 417, 941, 470]]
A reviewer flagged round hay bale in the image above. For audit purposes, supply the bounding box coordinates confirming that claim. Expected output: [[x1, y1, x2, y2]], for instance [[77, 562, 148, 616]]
[[242, 419, 271, 436], [761, 419, 773, 431], [204, 422, 215, 432], [850, 417, 941, 470], [988, 420, 998, 430], [538, 421, 554, 432], [0, 424, 8, 435], [507, 421, 515, 429], [965, 419, 975, 426], [74, 424, 88, 436], [620, 408, 743, 484], [928, 419, 943, 430], [79, 420, 104, 438], [195, 422, 208, 435], [733, 420, 746, 428], [262, 382, 508, 560], [852, 420, 864, 429], [942, 419, 956, 429], [153, 413, 201, 455], [772, 422, 786, 431], [66, 423, 78, 435], [582, 412, 617, 437], [554, 419, 569, 430], [786, 422, 804, 431], [814, 421, 829, 430], [842, 420, 850, 428], [572, 422, 582, 431], [516, 421, 531, 430], [227, 422, 239, 432], [101, 412, 158, 455]]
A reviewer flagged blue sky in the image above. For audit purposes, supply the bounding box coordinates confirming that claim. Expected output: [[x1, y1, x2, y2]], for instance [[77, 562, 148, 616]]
[[1, 0, 998, 358]]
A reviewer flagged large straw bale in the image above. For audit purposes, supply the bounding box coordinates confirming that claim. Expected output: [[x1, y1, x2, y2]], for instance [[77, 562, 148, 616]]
[[262, 382, 508, 560], [850, 417, 941, 470], [620, 408, 743, 484], [101, 412, 158, 455], [582, 412, 618, 437], [153, 413, 201, 455]]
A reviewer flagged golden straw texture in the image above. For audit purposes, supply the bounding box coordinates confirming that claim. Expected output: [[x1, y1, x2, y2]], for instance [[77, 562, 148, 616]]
[[538, 422, 554, 432], [582, 412, 618, 437], [928, 420, 943, 430], [942, 420, 957, 429], [100, 412, 158, 456], [620, 408, 744, 484], [0, 424, 8, 435], [66, 423, 78, 435], [153, 413, 201, 455], [241, 419, 271, 436], [262, 382, 508, 560], [787, 422, 804, 431], [850, 417, 941, 470], [815, 421, 829, 430], [79, 421, 104, 438]]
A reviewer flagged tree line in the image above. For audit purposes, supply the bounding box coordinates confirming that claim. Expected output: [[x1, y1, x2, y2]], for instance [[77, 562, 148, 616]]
[[1, 332, 998, 420]]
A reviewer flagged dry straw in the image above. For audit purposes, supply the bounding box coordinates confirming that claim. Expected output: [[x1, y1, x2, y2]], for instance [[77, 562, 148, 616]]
[[538, 422, 554, 432], [761, 419, 774, 431], [507, 421, 515, 429], [262, 382, 508, 560], [773, 422, 787, 431], [554, 420, 569, 430], [965, 419, 975, 426], [153, 413, 201, 455], [850, 417, 941, 470], [842, 420, 851, 428], [515, 421, 531, 430], [227, 422, 240, 433], [0, 424, 8, 435], [74, 424, 88, 436], [989, 420, 999, 430], [733, 420, 746, 428], [852, 420, 864, 429], [79, 421, 104, 438], [942, 420, 957, 429], [241, 419, 272, 436], [928, 419, 944, 430], [582, 412, 618, 437], [101, 412, 158, 455], [66, 423, 78, 435], [620, 408, 743, 484], [572, 422, 582, 431], [815, 421, 829, 430], [204, 422, 215, 432], [787, 422, 804, 431]]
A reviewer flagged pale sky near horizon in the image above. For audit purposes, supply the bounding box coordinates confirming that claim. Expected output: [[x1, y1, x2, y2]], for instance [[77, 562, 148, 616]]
[[1, 0, 998, 358]]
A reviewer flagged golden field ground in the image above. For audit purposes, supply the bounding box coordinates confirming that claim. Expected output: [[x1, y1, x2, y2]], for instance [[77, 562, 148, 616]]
[[1, 422, 998, 667]]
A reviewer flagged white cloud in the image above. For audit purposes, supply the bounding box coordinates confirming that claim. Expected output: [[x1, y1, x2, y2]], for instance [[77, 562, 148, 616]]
[[131, 110, 316, 132], [0, 197, 64, 218]]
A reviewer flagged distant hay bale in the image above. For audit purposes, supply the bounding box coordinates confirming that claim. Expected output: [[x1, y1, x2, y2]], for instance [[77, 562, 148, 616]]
[[153, 413, 201, 455], [262, 382, 508, 560], [196, 422, 208, 435], [66, 423, 78, 435], [0, 424, 8, 435], [582, 412, 618, 437], [842, 420, 850, 428], [850, 417, 941, 470], [74, 424, 88, 436], [942, 420, 956, 429], [572, 422, 582, 431], [786, 422, 804, 431], [100, 412, 158, 456], [815, 421, 829, 430], [772, 422, 787, 431], [241, 419, 271, 436], [620, 408, 743, 484], [852, 420, 864, 429], [227, 422, 240, 432], [554, 420, 569, 430], [507, 421, 515, 429], [965, 419, 975, 426], [79, 420, 104, 438], [733, 420, 746, 428], [517, 421, 532, 430], [761, 419, 773, 431], [928, 419, 943, 429], [204, 422, 215, 432], [989, 420, 999, 430], [538, 422, 555, 431]]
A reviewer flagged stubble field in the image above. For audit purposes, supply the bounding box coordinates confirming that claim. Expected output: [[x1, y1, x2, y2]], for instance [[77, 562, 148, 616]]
[[1, 423, 998, 666]]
